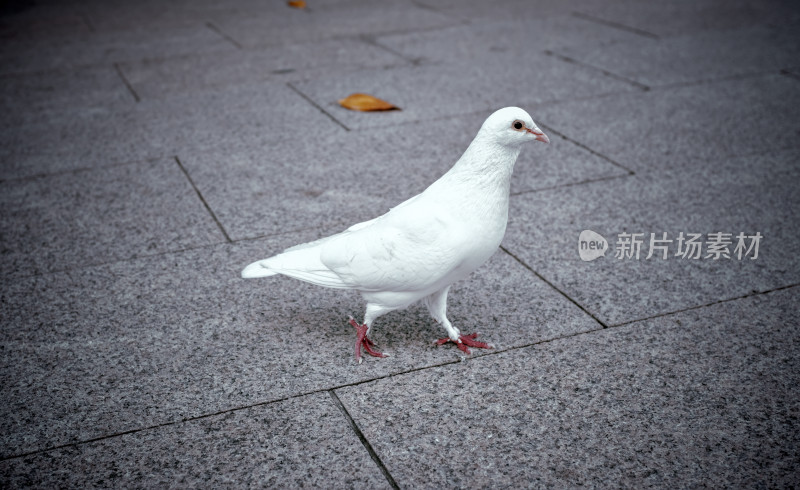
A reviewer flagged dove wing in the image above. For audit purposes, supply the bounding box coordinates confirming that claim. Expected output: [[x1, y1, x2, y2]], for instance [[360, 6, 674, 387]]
[[319, 198, 467, 293], [281, 192, 423, 254], [241, 193, 445, 288]]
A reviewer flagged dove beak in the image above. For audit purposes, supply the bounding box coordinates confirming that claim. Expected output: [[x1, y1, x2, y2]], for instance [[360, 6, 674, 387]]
[[527, 127, 550, 144]]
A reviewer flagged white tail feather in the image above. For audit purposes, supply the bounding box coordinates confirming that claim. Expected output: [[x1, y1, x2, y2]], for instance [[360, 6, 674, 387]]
[[241, 246, 349, 289], [241, 261, 279, 278]]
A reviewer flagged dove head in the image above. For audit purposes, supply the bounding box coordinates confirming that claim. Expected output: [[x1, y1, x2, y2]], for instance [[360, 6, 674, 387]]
[[479, 107, 550, 147]]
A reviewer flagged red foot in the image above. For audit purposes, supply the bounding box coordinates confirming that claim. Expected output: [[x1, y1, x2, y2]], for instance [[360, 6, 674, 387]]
[[349, 317, 388, 364], [436, 332, 492, 355]]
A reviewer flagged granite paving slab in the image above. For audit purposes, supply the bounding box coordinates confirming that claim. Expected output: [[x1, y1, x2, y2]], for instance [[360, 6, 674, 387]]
[[503, 148, 800, 327], [411, 0, 592, 24], [117, 38, 406, 101], [0, 64, 134, 120], [335, 286, 800, 488], [208, 0, 460, 50], [0, 22, 236, 76], [1, 0, 798, 486], [553, 24, 800, 88], [0, 392, 389, 488], [375, 13, 646, 64], [0, 231, 599, 456], [80, 0, 269, 32], [533, 74, 800, 174], [0, 231, 599, 457], [0, 80, 338, 179], [182, 112, 627, 242], [0, 158, 225, 278], [573, 0, 800, 38], [291, 50, 639, 131]]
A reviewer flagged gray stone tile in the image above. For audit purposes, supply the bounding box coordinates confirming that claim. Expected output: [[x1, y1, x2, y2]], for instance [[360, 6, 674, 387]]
[[335, 286, 800, 487], [503, 148, 800, 326], [182, 113, 627, 242], [0, 232, 598, 456], [0, 392, 389, 488], [0, 65, 133, 119], [412, 0, 587, 23], [117, 38, 406, 100], [0, 158, 225, 278], [555, 24, 800, 88], [376, 14, 646, 64], [209, 0, 460, 50], [0, 80, 338, 179], [81, 0, 270, 32], [574, 0, 800, 38], [513, 131, 631, 194], [0, 22, 236, 76], [291, 51, 639, 130], [534, 74, 800, 173]]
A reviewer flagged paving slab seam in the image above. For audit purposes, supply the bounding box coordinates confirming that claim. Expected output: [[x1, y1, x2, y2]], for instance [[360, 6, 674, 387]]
[[17, 269, 758, 463], [328, 390, 400, 489], [111, 62, 141, 103], [287, 82, 351, 132], [218, 20, 468, 53], [533, 86, 655, 110], [299, 90, 637, 139], [650, 69, 799, 91], [0, 357, 465, 462], [779, 68, 800, 82], [570, 11, 660, 39], [3, 321, 631, 462], [408, 0, 448, 14], [510, 172, 634, 197], [0, 156, 165, 185], [5, 240, 229, 280], [174, 156, 232, 242], [0, 60, 128, 81], [610, 283, 800, 328], [544, 50, 651, 92], [343, 106, 491, 134], [330, 21, 469, 41], [6, 223, 341, 280], [358, 33, 424, 65], [204, 21, 244, 50], [410, 284, 800, 367], [538, 123, 634, 175], [500, 247, 800, 335], [499, 245, 609, 328]]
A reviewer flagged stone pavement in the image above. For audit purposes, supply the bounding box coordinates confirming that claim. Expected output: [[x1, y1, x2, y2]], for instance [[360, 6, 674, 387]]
[[1, 0, 798, 487]]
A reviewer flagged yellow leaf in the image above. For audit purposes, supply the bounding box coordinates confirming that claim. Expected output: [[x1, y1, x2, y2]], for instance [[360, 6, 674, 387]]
[[338, 93, 400, 112], [287, 0, 306, 8]]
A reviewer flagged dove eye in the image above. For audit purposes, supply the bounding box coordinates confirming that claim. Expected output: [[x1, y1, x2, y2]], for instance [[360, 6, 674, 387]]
[[512, 120, 524, 131]]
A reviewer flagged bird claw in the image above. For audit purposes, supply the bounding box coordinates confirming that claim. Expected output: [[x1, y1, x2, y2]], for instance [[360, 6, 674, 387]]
[[349, 317, 388, 363], [435, 332, 492, 355]]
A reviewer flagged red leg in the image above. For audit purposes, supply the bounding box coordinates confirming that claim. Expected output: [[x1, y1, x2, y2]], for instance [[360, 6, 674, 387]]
[[349, 317, 388, 363], [436, 332, 492, 355]]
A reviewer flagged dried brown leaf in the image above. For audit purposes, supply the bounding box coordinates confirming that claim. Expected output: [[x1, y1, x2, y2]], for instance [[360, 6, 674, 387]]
[[338, 93, 400, 112], [287, 0, 306, 9]]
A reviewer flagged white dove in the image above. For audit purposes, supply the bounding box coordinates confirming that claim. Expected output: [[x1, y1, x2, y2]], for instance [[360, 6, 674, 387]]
[[242, 107, 549, 363]]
